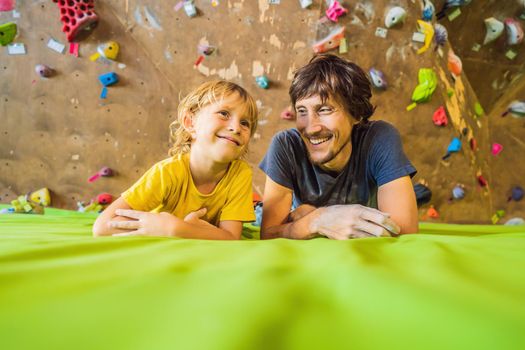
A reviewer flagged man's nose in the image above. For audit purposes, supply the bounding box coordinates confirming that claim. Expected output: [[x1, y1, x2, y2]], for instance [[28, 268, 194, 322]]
[[304, 115, 323, 134]]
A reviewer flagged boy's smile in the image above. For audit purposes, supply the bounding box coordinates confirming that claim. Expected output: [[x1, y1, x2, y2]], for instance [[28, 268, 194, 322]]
[[216, 134, 241, 146]]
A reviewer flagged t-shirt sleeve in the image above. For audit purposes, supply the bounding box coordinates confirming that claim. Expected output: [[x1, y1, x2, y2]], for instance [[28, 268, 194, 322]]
[[258, 131, 294, 190], [220, 163, 256, 222], [122, 161, 174, 212], [369, 122, 417, 187]]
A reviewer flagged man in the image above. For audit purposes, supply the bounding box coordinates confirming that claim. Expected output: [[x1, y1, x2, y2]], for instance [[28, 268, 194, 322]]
[[259, 54, 418, 240]]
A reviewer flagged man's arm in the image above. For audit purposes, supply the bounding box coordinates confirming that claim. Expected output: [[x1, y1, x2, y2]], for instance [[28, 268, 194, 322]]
[[261, 176, 402, 240], [260, 176, 317, 239], [377, 175, 419, 233]]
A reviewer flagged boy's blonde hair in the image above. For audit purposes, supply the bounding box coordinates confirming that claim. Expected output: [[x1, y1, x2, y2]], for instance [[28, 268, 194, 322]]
[[169, 80, 258, 156]]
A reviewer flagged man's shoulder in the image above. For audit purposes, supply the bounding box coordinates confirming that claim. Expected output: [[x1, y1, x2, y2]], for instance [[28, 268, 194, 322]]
[[359, 120, 396, 133], [355, 120, 399, 145], [274, 128, 301, 141], [271, 128, 304, 151]]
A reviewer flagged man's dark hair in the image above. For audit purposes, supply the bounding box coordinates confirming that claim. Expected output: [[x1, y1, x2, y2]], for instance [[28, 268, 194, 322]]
[[289, 54, 375, 122]]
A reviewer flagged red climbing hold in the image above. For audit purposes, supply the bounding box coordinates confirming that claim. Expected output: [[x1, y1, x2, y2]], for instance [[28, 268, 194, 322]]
[[52, 0, 99, 42], [432, 106, 448, 126]]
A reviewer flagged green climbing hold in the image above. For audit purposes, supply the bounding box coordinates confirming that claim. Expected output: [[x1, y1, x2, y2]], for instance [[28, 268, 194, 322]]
[[475, 102, 484, 117], [411, 68, 438, 104], [0, 22, 17, 46]]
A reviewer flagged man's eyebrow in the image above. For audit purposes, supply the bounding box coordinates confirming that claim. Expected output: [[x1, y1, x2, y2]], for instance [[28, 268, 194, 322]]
[[295, 102, 332, 109]]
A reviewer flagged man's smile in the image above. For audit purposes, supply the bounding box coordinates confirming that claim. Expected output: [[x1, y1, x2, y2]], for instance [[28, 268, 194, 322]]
[[307, 135, 333, 145]]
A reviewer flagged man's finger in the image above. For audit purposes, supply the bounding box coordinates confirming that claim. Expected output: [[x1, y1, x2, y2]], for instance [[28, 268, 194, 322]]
[[359, 210, 400, 235], [355, 221, 390, 237], [379, 217, 401, 235], [115, 209, 144, 219], [112, 231, 143, 237], [109, 220, 140, 230], [359, 208, 389, 223], [349, 229, 374, 239], [317, 225, 349, 240]]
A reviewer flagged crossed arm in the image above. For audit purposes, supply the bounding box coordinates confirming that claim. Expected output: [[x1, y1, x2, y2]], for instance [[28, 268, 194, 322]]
[[92, 197, 243, 240], [260, 175, 418, 240]]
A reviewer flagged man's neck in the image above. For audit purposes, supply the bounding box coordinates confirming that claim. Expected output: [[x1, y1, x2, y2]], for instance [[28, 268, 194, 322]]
[[319, 137, 353, 174]]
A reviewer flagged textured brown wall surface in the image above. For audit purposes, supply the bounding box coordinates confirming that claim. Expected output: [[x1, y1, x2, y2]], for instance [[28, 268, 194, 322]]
[[437, 0, 525, 221], [1, 0, 523, 223], [440, 0, 525, 114]]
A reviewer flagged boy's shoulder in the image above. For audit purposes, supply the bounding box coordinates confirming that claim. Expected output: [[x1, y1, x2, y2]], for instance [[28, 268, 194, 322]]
[[230, 158, 252, 174], [154, 153, 187, 167], [148, 154, 189, 177]]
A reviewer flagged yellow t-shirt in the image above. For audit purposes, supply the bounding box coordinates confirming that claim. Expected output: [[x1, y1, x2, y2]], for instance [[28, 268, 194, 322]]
[[122, 154, 256, 226]]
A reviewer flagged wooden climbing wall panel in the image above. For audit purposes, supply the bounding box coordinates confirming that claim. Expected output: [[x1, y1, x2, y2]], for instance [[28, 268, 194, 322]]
[[1, 0, 523, 223]]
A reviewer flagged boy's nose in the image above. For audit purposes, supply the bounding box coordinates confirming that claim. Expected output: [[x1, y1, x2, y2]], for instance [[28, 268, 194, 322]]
[[228, 119, 241, 134]]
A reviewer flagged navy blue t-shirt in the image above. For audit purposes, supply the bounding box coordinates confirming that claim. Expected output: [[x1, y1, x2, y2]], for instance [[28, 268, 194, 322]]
[[259, 120, 416, 209]]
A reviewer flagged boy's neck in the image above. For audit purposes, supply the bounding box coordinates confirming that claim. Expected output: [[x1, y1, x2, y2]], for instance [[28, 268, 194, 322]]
[[188, 149, 230, 194]]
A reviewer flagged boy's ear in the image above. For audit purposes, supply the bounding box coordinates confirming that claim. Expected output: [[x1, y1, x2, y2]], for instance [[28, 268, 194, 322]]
[[182, 113, 195, 132]]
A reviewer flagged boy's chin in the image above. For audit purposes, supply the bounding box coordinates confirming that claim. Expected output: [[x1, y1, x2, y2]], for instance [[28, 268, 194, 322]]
[[211, 152, 242, 163]]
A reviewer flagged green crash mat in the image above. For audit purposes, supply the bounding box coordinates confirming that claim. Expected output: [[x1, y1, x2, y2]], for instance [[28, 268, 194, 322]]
[[1, 207, 525, 350]]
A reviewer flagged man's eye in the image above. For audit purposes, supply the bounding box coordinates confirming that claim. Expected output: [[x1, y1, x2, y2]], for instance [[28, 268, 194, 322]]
[[319, 107, 332, 113], [297, 109, 307, 116]]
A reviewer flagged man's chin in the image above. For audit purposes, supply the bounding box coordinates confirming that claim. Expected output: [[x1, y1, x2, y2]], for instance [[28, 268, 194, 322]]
[[307, 151, 335, 167]]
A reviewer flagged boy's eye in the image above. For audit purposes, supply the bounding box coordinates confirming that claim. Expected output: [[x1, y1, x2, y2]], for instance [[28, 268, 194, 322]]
[[218, 111, 229, 118], [240, 120, 251, 128]]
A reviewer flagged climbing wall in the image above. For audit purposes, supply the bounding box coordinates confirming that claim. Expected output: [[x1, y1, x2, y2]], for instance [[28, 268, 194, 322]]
[[1, 0, 523, 223], [439, 0, 525, 222]]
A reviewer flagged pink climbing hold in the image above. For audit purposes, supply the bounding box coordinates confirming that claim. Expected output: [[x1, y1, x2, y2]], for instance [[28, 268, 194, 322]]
[[491, 143, 503, 156], [280, 107, 296, 121], [0, 0, 15, 12], [326, 1, 348, 23]]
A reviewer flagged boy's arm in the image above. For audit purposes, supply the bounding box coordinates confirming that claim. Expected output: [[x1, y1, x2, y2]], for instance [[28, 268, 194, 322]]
[[92, 197, 133, 237], [108, 208, 243, 240], [175, 216, 242, 240]]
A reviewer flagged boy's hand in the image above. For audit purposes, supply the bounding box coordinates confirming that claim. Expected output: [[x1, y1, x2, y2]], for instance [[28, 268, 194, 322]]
[[110, 209, 178, 237], [183, 208, 215, 229]]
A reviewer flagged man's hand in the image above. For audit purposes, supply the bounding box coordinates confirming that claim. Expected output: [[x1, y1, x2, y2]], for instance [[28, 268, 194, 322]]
[[289, 204, 317, 222], [310, 204, 400, 239], [110, 209, 179, 237]]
